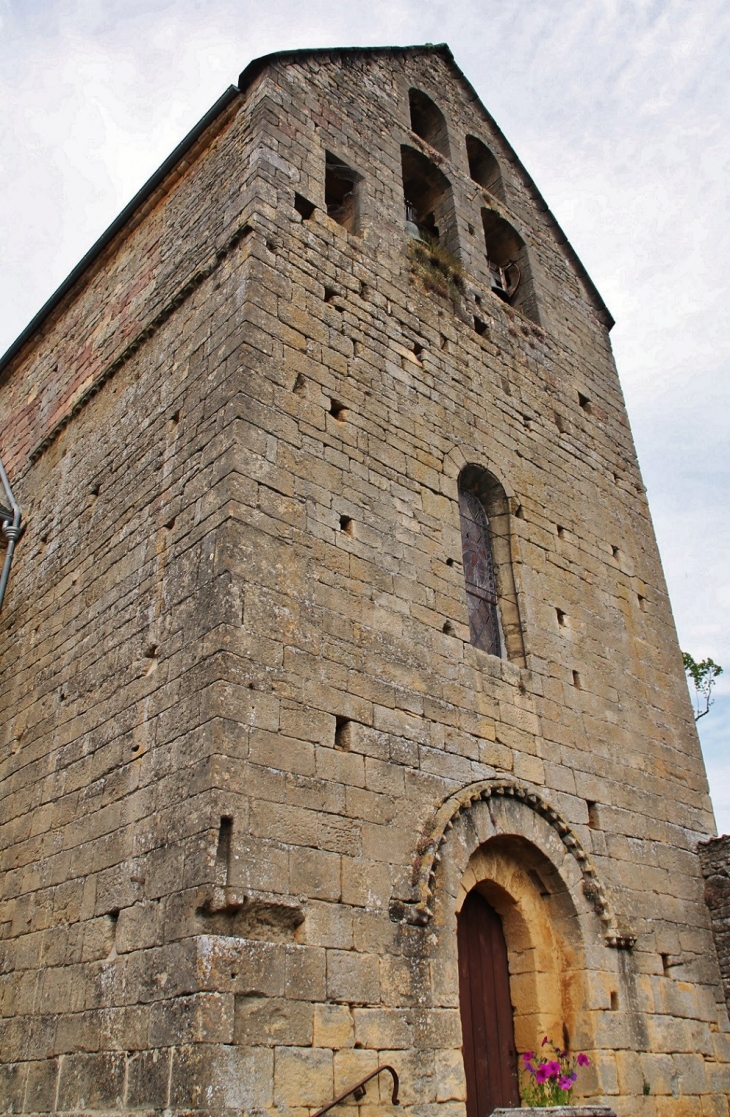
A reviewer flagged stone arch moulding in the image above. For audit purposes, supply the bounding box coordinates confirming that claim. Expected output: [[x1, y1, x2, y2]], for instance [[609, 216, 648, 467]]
[[390, 777, 637, 951]]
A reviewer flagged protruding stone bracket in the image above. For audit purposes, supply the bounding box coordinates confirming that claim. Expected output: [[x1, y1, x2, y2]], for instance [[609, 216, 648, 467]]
[[391, 778, 636, 949]]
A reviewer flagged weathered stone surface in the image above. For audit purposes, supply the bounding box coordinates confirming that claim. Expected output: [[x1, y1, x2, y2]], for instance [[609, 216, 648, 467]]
[[0, 40, 727, 1117]]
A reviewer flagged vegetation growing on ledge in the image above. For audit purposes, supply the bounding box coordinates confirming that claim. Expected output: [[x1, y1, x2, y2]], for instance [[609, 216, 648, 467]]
[[408, 237, 465, 301]]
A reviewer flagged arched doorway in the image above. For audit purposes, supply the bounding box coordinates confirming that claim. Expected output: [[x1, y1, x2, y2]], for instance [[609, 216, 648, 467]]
[[458, 889, 520, 1113]]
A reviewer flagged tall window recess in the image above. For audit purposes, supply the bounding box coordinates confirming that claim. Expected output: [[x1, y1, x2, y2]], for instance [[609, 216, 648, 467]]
[[408, 88, 451, 158], [466, 135, 504, 201], [325, 151, 362, 234], [458, 466, 525, 664], [402, 145, 458, 255], [481, 208, 539, 324]]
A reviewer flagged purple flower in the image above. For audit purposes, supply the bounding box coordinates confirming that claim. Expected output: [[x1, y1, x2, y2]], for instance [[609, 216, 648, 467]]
[[577, 1053, 590, 1067], [541, 1036, 549, 1047], [547, 1061, 562, 1077], [522, 1051, 535, 1063], [569, 1072, 578, 1082], [535, 1064, 550, 1084], [559, 1076, 574, 1091]]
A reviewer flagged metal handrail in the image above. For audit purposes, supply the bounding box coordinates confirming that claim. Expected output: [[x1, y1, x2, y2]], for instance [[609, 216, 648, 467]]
[[311, 1065, 400, 1117]]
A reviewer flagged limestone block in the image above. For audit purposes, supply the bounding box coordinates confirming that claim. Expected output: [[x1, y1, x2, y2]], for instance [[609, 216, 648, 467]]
[[353, 1007, 412, 1049], [314, 1003, 355, 1048], [274, 1044, 334, 1108], [126, 1048, 171, 1110], [56, 1051, 125, 1111], [334, 1047, 379, 1093], [234, 994, 314, 1046], [327, 948, 381, 1004]]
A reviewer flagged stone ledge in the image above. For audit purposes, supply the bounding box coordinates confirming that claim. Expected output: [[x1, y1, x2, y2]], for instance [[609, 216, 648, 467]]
[[492, 1108, 616, 1117]]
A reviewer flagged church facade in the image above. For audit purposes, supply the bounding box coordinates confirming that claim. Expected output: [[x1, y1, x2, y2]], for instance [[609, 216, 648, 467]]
[[1, 44, 728, 1116]]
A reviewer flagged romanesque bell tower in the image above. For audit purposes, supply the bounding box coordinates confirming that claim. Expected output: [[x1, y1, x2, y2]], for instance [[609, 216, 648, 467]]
[[1, 44, 728, 1117]]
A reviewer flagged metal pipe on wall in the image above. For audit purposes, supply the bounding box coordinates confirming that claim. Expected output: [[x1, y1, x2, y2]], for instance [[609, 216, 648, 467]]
[[0, 457, 22, 613]]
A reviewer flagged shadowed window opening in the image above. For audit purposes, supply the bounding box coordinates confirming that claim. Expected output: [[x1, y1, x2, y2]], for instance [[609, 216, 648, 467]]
[[325, 152, 362, 234], [294, 193, 316, 220], [335, 716, 352, 749], [402, 145, 457, 253], [466, 135, 504, 200], [482, 208, 538, 323], [610, 991, 619, 1011], [578, 391, 592, 413], [409, 88, 450, 157], [474, 316, 488, 336], [339, 515, 353, 534], [458, 466, 525, 664], [215, 817, 233, 887], [587, 801, 599, 829], [572, 670, 582, 689]]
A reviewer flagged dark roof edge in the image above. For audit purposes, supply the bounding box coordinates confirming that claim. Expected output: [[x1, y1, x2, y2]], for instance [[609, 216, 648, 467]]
[[0, 84, 242, 380], [237, 42, 451, 92]]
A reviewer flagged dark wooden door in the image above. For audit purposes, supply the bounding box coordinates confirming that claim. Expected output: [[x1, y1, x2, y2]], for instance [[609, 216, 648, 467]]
[[458, 890, 520, 1115]]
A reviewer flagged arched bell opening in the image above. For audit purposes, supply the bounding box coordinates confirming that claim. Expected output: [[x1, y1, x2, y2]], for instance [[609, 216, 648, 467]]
[[481, 207, 539, 324], [456, 835, 590, 1112], [409, 87, 451, 158], [466, 134, 504, 201], [401, 145, 459, 257]]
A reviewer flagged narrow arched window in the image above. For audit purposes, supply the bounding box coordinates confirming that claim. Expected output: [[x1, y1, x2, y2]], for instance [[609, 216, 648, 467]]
[[458, 466, 526, 664], [459, 483, 502, 656]]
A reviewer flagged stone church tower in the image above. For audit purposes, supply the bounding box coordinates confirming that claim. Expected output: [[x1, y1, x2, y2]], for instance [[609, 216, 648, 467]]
[[1, 43, 728, 1117]]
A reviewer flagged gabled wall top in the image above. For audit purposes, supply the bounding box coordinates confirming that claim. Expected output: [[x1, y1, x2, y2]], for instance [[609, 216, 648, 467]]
[[0, 42, 612, 382]]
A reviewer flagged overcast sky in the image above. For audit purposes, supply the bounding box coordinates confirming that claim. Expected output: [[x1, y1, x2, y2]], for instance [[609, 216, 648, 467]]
[[1, 0, 728, 828]]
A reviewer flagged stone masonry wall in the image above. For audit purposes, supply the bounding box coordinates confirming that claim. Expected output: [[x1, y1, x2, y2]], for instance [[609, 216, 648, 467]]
[[1, 45, 729, 1117], [700, 835, 730, 1013]]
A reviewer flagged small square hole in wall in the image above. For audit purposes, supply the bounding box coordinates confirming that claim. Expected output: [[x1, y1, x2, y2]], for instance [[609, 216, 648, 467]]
[[637, 593, 646, 612], [323, 286, 338, 303], [442, 620, 455, 635], [334, 716, 352, 749], [572, 669, 582, 689], [439, 333, 448, 350], [611, 545, 620, 560], [339, 515, 353, 534], [475, 293, 483, 306], [610, 991, 619, 1011], [329, 399, 347, 421], [556, 608, 566, 627], [412, 342, 424, 362], [557, 524, 566, 539], [515, 504, 525, 519], [294, 193, 316, 220], [474, 316, 488, 336], [522, 414, 532, 430], [578, 391, 593, 414], [660, 953, 670, 976], [587, 801, 599, 829], [468, 223, 475, 235]]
